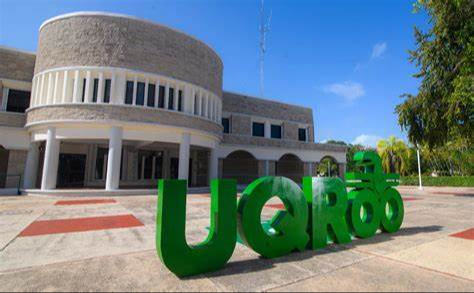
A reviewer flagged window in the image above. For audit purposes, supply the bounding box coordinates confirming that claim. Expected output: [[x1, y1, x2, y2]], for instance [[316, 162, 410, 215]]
[[6, 90, 31, 113], [271, 125, 282, 139], [136, 82, 145, 106], [92, 79, 99, 103], [138, 151, 164, 180], [194, 95, 198, 115], [298, 128, 307, 142], [95, 148, 108, 180], [252, 122, 265, 137], [222, 118, 230, 134], [125, 81, 134, 105], [158, 86, 165, 108], [81, 78, 87, 102], [178, 90, 183, 112], [168, 88, 175, 110], [147, 84, 156, 107], [104, 79, 111, 103]]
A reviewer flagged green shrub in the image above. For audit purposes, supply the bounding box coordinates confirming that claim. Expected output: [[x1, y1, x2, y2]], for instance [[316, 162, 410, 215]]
[[400, 176, 474, 187]]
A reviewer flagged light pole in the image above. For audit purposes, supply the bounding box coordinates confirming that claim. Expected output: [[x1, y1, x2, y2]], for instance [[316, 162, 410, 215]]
[[417, 148, 423, 190]]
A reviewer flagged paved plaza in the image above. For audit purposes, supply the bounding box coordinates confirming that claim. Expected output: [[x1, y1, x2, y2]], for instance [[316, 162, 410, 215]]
[[0, 186, 473, 292]]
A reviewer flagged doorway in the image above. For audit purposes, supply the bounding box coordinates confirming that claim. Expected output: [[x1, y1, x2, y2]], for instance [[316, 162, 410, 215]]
[[57, 154, 87, 188]]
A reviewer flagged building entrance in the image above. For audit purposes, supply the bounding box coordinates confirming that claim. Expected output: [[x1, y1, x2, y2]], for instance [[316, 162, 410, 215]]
[[57, 154, 87, 188]]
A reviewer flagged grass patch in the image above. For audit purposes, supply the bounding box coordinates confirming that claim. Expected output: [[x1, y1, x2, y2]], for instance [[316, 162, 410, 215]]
[[400, 176, 474, 187]]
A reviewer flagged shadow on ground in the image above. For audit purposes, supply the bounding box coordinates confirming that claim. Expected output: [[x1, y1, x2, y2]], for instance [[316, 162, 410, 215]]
[[184, 225, 443, 279]]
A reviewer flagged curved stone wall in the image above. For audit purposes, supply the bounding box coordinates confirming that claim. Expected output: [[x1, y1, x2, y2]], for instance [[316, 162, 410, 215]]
[[35, 12, 223, 96]]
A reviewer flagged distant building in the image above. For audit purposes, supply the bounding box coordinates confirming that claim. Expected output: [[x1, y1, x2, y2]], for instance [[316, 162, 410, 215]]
[[0, 12, 346, 194]]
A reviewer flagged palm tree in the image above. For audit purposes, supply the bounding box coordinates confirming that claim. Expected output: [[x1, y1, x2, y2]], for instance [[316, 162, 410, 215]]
[[377, 136, 411, 175]]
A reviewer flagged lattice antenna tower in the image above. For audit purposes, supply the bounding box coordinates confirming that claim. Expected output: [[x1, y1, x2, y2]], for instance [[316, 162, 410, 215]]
[[259, 0, 272, 97]]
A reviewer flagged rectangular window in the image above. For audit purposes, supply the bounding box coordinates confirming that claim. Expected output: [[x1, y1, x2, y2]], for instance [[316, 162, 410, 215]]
[[147, 84, 156, 107], [222, 118, 230, 134], [135, 82, 145, 106], [138, 151, 164, 180], [92, 78, 99, 103], [271, 124, 282, 139], [158, 86, 165, 108], [103, 79, 111, 103], [95, 148, 108, 180], [168, 88, 175, 110], [194, 95, 198, 115], [6, 90, 31, 113], [252, 122, 265, 137], [81, 78, 87, 102], [178, 90, 183, 112], [125, 81, 134, 105], [298, 128, 307, 142]]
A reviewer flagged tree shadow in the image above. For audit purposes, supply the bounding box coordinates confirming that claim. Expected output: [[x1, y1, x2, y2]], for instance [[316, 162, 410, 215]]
[[185, 225, 443, 279]]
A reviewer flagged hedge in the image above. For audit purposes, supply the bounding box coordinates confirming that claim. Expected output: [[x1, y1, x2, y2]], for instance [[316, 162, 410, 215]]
[[400, 176, 474, 187]]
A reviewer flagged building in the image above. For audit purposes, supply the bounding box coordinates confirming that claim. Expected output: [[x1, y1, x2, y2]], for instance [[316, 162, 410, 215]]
[[0, 12, 347, 194]]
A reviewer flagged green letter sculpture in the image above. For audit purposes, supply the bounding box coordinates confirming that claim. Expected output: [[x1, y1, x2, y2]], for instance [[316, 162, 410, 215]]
[[237, 176, 309, 258], [346, 151, 404, 234], [303, 177, 352, 249], [156, 179, 237, 278]]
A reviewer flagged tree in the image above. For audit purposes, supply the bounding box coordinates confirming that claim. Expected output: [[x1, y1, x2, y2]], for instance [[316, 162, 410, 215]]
[[377, 136, 411, 175], [396, 0, 473, 148]]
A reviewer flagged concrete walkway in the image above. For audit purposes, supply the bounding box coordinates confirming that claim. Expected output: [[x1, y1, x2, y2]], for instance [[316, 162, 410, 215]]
[[0, 186, 472, 292]]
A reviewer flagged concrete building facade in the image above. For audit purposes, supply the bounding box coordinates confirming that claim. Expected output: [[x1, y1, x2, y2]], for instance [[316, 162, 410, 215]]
[[0, 12, 346, 194]]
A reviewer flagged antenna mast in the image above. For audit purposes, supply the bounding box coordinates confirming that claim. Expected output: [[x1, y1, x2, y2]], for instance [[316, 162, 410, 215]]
[[259, 0, 271, 97]]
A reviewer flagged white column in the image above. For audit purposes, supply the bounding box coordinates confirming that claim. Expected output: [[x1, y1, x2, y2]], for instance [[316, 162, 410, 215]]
[[106, 126, 123, 191], [204, 93, 209, 118], [72, 70, 81, 103], [46, 73, 54, 104], [41, 127, 60, 190], [174, 84, 179, 111], [265, 121, 271, 138], [24, 142, 40, 189], [61, 70, 69, 103], [190, 87, 195, 114], [39, 74, 46, 105], [98, 72, 105, 103], [110, 72, 117, 104], [144, 78, 149, 106], [178, 133, 190, 180], [264, 160, 270, 176], [164, 81, 170, 109], [209, 147, 218, 180], [154, 78, 160, 107], [53, 71, 60, 104], [84, 70, 92, 103], [132, 76, 138, 105], [308, 162, 313, 176], [198, 92, 203, 116]]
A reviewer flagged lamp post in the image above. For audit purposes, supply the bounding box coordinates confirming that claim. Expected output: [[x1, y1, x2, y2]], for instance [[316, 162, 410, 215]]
[[417, 148, 423, 190]]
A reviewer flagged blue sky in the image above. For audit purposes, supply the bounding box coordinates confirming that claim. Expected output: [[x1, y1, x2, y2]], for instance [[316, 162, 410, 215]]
[[0, 0, 428, 146]]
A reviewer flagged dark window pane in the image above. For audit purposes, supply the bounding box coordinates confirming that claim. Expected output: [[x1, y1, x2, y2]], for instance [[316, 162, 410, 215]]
[[92, 78, 99, 103], [158, 86, 165, 108], [222, 118, 230, 134], [253, 122, 265, 137], [147, 84, 156, 107], [104, 79, 111, 103], [178, 90, 183, 112], [168, 88, 175, 110], [136, 82, 145, 106], [125, 81, 134, 105], [95, 148, 108, 180], [6, 90, 31, 113], [298, 128, 307, 142], [271, 125, 282, 139], [194, 95, 198, 115], [81, 78, 87, 102], [154, 152, 164, 179]]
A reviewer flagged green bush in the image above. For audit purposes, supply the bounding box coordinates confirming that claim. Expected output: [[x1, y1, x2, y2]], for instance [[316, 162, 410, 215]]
[[400, 176, 474, 187]]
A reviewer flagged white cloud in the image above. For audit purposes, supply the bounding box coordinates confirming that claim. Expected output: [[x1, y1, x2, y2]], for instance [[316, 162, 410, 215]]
[[371, 42, 387, 60], [353, 134, 382, 148], [323, 81, 366, 102]]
